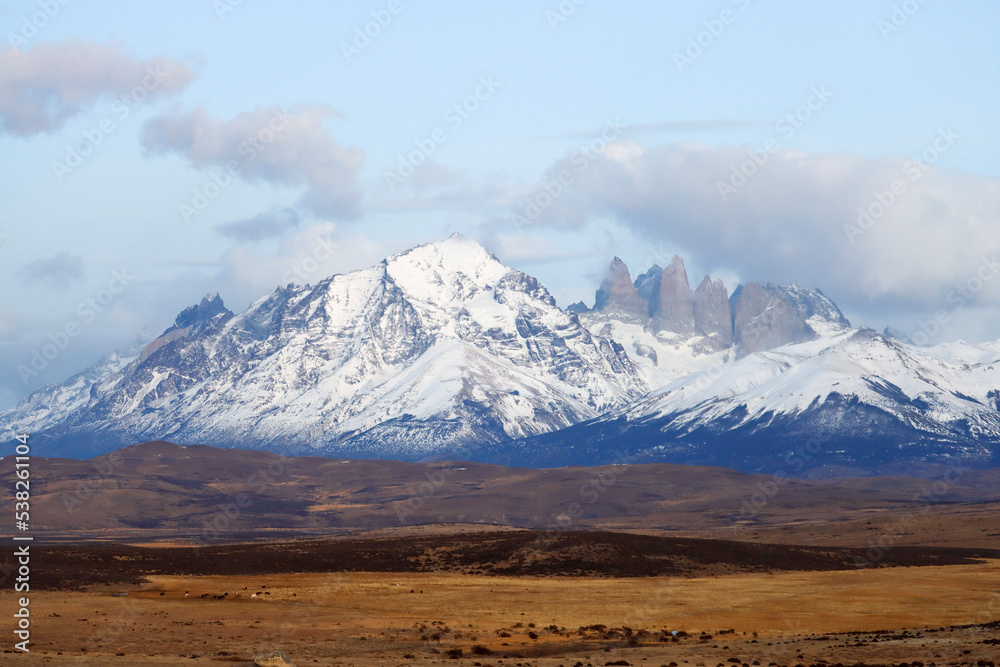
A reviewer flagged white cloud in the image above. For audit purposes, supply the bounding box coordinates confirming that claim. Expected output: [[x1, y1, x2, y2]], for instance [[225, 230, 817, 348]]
[[142, 105, 365, 219], [215, 207, 300, 242], [509, 141, 1000, 338], [0, 41, 195, 135], [20, 252, 85, 289], [208, 223, 401, 306]]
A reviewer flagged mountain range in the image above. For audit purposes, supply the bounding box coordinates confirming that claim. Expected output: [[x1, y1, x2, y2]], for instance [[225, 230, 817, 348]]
[[2, 234, 998, 475]]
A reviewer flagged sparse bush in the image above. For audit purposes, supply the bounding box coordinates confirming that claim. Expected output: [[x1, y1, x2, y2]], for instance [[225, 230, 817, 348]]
[[253, 651, 294, 667]]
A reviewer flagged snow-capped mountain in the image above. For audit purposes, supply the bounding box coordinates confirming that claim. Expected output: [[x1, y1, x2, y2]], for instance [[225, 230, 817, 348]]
[[1, 235, 646, 458], [4, 331, 152, 435], [3, 235, 998, 474], [485, 328, 1000, 475]]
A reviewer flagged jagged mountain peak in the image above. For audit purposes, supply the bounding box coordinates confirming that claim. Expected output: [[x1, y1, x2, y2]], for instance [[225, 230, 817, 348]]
[[166, 292, 232, 335], [578, 254, 856, 382], [139, 292, 234, 363], [635, 263, 663, 278], [696, 274, 723, 290], [692, 274, 733, 348], [662, 255, 690, 285], [633, 264, 662, 288], [592, 256, 648, 321], [653, 254, 694, 334], [633, 264, 663, 317], [3, 237, 646, 459]]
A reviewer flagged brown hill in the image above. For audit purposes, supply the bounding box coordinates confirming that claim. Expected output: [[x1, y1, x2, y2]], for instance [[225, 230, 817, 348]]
[[3, 440, 999, 548]]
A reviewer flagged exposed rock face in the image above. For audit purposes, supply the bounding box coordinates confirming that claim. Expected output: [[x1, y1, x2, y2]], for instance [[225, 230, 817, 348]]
[[585, 254, 852, 366], [593, 257, 649, 322], [633, 265, 662, 316], [769, 284, 851, 333], [652, 256, 695, 334], [730, 282, 849, 355], [140, 293, 233, 362], [731, 283, 811, 354], [168, 292, 232, 336], [989, 389, 1000, 411], [693, 276, 733, 349]]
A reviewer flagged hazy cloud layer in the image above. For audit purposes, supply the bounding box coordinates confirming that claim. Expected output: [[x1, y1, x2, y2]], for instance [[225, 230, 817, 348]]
[[214, 223, 395, 297], [20, 252, 85, 290], [512, 141, 1000, 322], [546, 119, 770, 140], [216, 207, 300, 242], [0, 42, 196, 135], [142, 105, 365, 219]]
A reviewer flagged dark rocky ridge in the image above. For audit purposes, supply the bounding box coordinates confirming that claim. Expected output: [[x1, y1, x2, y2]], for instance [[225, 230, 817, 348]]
[[27, 531, 1000, 588]]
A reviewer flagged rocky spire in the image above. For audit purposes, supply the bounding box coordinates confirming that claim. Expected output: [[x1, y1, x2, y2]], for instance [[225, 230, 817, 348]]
[[167, 293, 232, 336], [633, 264, 663, 317], [141, 293, 234, 363], [652, 255, 694, 334], [593, 257, 650, 322], [693, 275, 733, 349]]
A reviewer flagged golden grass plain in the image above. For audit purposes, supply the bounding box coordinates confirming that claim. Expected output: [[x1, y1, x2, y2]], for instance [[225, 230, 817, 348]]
[[4, 560, 1000, 666]]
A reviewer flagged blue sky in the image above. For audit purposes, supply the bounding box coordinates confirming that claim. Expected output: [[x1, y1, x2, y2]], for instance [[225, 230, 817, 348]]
[[1, 0, 999, 409]]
